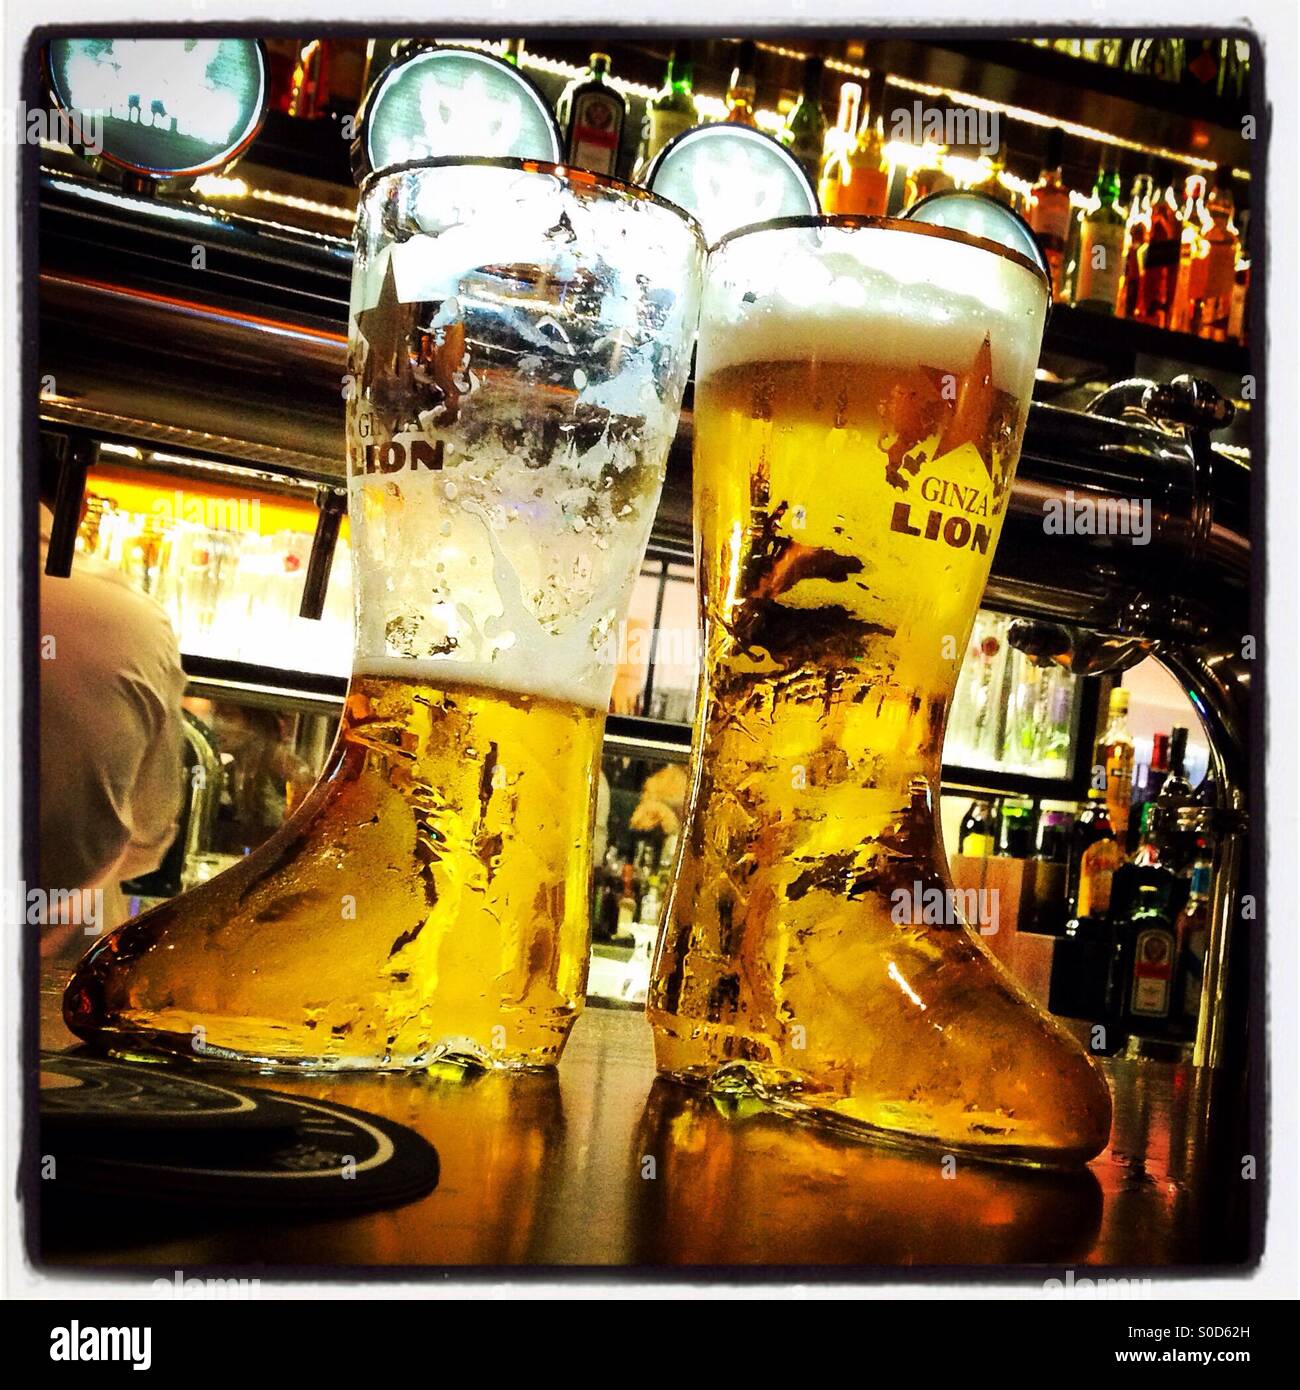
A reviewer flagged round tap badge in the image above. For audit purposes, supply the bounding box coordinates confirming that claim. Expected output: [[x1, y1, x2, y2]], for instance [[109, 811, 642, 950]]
[[44, 37, 267, 178], [905, 189, 1051, 279], [355, 45, 562, 182], [645, 124, 819, 247]]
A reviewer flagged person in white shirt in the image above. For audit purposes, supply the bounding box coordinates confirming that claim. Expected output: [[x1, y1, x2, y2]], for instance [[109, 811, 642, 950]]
[[38, 476, 187, 957]]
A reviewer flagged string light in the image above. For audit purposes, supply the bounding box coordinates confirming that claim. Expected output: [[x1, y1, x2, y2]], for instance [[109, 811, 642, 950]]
[[192, 173, 355, 223], [752, 39, 1243, 177], [432, 38, 1248, 181]]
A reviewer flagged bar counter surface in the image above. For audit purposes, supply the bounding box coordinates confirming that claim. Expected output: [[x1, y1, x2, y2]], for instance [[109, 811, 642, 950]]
[[37, 997, 1256, 1274]]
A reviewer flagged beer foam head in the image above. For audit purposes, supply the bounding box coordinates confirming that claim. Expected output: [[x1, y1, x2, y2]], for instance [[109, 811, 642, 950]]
[[698, 221, 1048, 394]]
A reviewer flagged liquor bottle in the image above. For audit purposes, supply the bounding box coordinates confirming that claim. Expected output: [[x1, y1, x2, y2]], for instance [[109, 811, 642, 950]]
[[838, 71, 892, 216], [1096, 37, 1126, 68], [265, 39, 304, 113], [1098, 687, 1135, 840], [1073, 166, 1126, 313], [1130, 801, 1160, 867], [958, 798, 997, 856], [1159, 726, 1195, 805], [1190, 165, 1239, 340], [970, 139, 1020, 211], [639, 43, 697, 174], [1048, 806, 1127, 1047], [1027, 127, 1072, 302], [556, 53, 627, 177], [322, 40, 369, 122], [1066, 789, 1121, 921], [1036, 810, 1074, 865], [999, 801, 1038, 859], [1228, 209, 1251, 345], [818, 81, 862, 214], [1116, 170, 1154, 318], [1060, 199, 1085, 304], [1155, 38, 1187, 82], [724, 39, 758, 127], [782, 54, 828, 186], [1136, 160, 1182, 328], [594, 845, 624, 942], [287, 39, 331, 119], [1047, 909, 1126, 1051], [1129, 37, 1185, 83], [1128, 730, 1170, 854], [904, 144, 954, 208], [1173, 853, 1212, 1038], [1148, 725, 1197, 871], [616, 862, 639, 933], [1113, 867, 1182, 1034], [1219, 38, 1250, 105], [1148, 731, 1172, 801], [638, 874, 664, 931], [1169, 172, 1209, 333]]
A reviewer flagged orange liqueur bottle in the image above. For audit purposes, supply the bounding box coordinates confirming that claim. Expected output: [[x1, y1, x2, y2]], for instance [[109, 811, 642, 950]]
[[822, 72, 891, 217], [1170, 172, 1209, 333], [1136, 160, 1182, 328], [1027, 127, 1072, 302], [1190, 165, 1240, 340], [1116, 171, 1154, 318], [819, 81, 861, 214]]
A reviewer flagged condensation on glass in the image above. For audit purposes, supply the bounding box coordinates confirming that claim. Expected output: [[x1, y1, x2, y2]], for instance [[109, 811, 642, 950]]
[[648, 216, 1113, 1163], [64, 159, 704, 1072]]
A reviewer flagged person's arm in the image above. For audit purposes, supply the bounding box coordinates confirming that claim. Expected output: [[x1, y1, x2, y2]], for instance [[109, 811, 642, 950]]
[[114, 619, 188, 882]]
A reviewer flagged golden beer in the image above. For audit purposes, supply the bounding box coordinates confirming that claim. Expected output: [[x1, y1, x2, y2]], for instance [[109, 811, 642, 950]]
[[65, 674, 601, 1067], [65, 161, 704, 1069], [649, 218, 1112, 1162]]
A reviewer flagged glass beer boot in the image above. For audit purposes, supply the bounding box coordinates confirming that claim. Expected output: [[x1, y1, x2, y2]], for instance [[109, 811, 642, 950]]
[[648, 216, 1112, 1163], [64, 160, 704, 1071]]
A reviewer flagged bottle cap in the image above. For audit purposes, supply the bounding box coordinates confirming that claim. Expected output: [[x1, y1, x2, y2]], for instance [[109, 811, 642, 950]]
[[1110, 688, 1130, 713]]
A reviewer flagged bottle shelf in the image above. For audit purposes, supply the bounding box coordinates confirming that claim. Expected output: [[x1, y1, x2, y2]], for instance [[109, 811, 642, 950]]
[[943, 39, 1252, 137], [1043, 303, 1250, 377]]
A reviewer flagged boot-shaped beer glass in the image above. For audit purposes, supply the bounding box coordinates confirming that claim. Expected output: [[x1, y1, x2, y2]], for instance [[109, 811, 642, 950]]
[[65, 159, 704, 1070], [648, 216, 1112, 1162]]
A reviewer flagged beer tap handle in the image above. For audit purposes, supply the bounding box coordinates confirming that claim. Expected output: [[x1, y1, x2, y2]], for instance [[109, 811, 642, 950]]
[[1141, 375, 1236, 433], [43, 432, 96, 579], [298, 485, 346, 621]]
